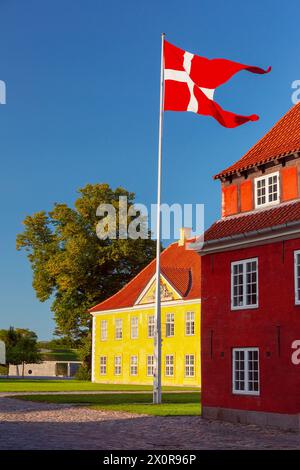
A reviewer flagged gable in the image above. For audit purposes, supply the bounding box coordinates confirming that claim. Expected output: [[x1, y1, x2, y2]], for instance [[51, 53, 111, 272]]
[[136, 274, 182, 305]]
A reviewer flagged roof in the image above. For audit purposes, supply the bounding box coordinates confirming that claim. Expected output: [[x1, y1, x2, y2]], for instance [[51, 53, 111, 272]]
[[204, 199, 300, 243], [89, 242, 201, 313], [215, 103, 300, 180]]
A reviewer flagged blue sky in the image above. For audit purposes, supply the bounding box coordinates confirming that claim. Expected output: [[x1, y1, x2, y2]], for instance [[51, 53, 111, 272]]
[[0, 0, 298, 339]]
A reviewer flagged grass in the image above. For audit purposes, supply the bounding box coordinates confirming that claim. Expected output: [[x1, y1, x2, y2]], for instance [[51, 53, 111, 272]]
[[0, 379, 200, 393], [14, 392, 201, 416]]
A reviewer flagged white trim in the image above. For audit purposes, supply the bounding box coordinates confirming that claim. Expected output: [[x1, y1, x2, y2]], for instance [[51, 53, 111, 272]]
[[91, 315, 96, 382], [90, 298, 201, 316], [232, 348, 260, 396], [100, 319, 108, 341], [294, 250, 300, 305], [184, 354, 195, 378], [192, 226, 300, 255], [99, 355, 107, 376], [130, 315, 139, 339], [134, 272, 183, 306], [231, 258, 258, 310], [114, 318, 123, 340], [185, 311, 195, 336], [254, 171, 280, 209], [146, 354, 154, 377], [165, 354, 175, 377], [130, 355, 138, 376]]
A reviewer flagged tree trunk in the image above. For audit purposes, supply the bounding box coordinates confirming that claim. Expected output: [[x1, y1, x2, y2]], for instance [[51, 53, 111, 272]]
[[22, 362, 24, 377]]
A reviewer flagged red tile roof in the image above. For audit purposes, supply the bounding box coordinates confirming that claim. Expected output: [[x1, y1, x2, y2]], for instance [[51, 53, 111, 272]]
[[204, 200, 300, 243], [215, 103, 300, 180], [89, 242, 201, 312]]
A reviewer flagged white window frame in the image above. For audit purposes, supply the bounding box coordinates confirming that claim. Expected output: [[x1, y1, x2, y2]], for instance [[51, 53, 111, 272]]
[[184, 354, 195, 377], [254, 171, 280, 209], [185, 311, 195, 336], [294, 250, 300, 305], [114, 355, 122, 375], [232, 348, 260, 396], [231, 258, 258, 310], [100, 320, 108, 341], [100, 356, 107, 375], [148, 315, 155, 338], [165, 313, 175, 337], [131, 316, 138, 339], [147, 355, 154, 376], [115, 318, 123, 340], [165, 354, 174, 377], [130, 355, 138, 376]]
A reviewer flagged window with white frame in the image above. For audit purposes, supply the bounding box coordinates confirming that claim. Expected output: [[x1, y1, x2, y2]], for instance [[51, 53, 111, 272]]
[[131, 316, 138, 339], [165, 354, 174, 376], [100, 356, 107, 375], [185, 312, 195, 335], [231, 258, 258, 309], [185, 354, 195, 377], [147, 355, 154, 376], [255, 172, 279, 208], [115, 319, 123, 340], [130, 355, 138, 376], [148, 315, 155, 338], [114, 355, 122, 375], [294, 251, 300, 304], [165, 313, 174, 337], [100, 320, 108, 341], [232, 348, 259, 395]]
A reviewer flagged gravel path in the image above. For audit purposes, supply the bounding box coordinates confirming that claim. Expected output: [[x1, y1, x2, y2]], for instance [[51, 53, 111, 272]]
[[0, 397, 299, 450]]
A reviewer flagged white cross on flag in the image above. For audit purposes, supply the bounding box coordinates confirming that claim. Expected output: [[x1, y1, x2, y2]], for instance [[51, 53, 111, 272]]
[[164, 41, 271, 128]]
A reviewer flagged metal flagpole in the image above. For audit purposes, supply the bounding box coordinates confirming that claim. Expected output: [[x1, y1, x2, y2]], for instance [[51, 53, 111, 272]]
[[153, 32, 165, 405]]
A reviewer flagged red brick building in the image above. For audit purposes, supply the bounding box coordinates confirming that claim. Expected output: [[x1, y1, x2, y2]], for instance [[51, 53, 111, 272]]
[[192, 103, 300, 430]]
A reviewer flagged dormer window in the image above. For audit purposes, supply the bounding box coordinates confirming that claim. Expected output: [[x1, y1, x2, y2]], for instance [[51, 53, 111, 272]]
[[254, 171, 279, 209]]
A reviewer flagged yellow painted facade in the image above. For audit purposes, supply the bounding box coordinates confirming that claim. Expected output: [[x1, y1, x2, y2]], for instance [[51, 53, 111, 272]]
[[92, 277, 201, 386]]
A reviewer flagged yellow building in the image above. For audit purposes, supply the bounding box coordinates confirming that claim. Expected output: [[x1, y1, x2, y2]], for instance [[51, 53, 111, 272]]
[[90, 232, 201, 387]]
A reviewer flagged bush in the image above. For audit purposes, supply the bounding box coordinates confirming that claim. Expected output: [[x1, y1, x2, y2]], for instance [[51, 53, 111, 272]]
[[0, 364, 8, 376], [75, 365, 91, 381]]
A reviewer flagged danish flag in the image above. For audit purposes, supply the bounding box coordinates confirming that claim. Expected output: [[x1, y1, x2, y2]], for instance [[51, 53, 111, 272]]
[[164, 41, 271, 128]]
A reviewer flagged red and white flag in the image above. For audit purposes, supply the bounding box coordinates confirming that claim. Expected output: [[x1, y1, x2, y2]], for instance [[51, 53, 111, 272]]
[[164, 41, 271, 128]]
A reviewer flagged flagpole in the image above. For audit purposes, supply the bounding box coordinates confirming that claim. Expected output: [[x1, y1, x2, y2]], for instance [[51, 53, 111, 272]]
[[153, 32, 165, 405]]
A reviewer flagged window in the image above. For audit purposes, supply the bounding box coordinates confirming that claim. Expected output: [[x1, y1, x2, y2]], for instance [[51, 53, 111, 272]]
[[165, 313, 174, 337], [115, 319, 123, 340], [185, 354, 195, 377], [131, 316, 138, 339], [231, 258, 258, 309], [185, 312, 195, 335], [100, 356, 107, 375], [294, 251, 300, 305], [147, 355, 154, 376], [165, 355, 174, 376], [148, 315, 155, 338], [255, 172, 279, 208], [232, 348, 259, 395], [130, 355, 138, 376], [114, 356, 122, 375], [100, 320, 108, 341]]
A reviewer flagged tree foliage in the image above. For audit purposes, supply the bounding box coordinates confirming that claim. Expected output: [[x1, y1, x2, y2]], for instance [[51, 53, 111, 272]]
[[17, 184, 157, 342], [0, 327, 41, 375]]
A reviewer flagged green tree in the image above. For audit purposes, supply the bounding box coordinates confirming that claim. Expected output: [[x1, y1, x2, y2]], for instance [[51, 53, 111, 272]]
[[0, 327, 41, 377], [16, 184, 157, 343]]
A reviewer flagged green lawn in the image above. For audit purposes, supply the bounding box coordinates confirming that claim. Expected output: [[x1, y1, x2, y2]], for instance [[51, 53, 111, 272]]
[[0, 379, 200, 393], [14, 392, 201, 416]]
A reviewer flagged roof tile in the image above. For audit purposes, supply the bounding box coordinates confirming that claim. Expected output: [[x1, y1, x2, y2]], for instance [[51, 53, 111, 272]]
[[89, 242, 200, 312], [215, 103, 300, 179], [204, 200, 300, 242]]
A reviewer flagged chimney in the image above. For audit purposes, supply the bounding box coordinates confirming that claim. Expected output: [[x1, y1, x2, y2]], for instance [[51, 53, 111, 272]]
[[178, 227, 192, 246]]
